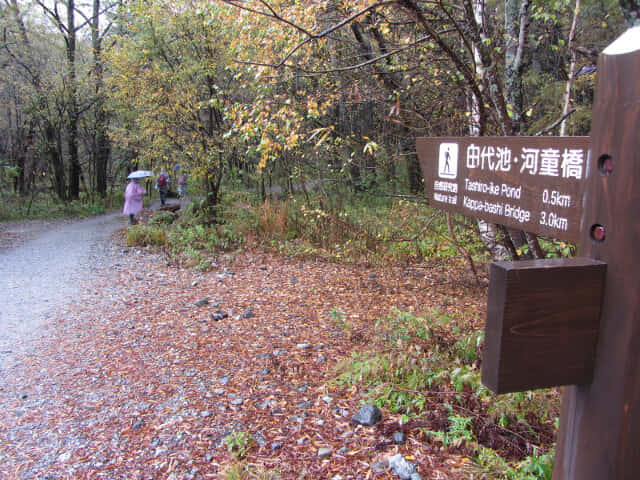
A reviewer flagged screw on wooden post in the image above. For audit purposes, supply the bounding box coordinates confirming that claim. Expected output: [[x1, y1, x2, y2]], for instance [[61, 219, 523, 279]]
[[553, 26, 640, 480]]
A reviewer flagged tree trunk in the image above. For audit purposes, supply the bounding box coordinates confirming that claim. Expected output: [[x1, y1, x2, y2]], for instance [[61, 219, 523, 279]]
[[45, 123, 67, 200], [504, 0, 530, 135], [504, 0, 537, 259], [560, 0, 581, 136], [470, 0, 510, 260], [92, 0, 110, 196], [66, 0, 81, 200]]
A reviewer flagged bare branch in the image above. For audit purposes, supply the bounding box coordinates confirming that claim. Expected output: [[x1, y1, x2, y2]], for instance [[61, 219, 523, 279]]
[[234, 35, 431, 77], [221, 0, 314, 37], [534, 108, 577, 136], [223, 0, 397, 68]]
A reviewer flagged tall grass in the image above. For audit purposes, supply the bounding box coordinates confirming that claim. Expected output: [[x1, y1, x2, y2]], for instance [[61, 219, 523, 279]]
[[232, 191, 487, 265], [124, 189, 487, 269]]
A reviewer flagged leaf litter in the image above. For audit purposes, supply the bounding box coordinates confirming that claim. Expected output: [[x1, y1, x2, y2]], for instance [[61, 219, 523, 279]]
[[0, 238, 529, 479]]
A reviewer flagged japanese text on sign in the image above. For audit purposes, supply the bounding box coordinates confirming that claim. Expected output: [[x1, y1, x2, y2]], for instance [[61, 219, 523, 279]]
[[416, 136, 591, 243], [465, 144, 585, 179]]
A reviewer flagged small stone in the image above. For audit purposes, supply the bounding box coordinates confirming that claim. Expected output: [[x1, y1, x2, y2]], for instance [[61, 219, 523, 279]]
[[191, 281, 198, 286], [322, 395, 333, 403], [389, 454, 417, 480], [133, 419, 145, 431], [352, 404, 382, 426], [194, 297, 210, 307], [211, 309, 228, 320], [242, 310, 254, 319], [58, 451, 72, 463], [271, 442, 282, 450], [393, 431, 406, 444], [260, 266, 268, 271], [317, 447, 332, 459], [297, 343, 312, 349], [254, 433, 267, 447], [317, 355, 328, 363], [371, 460, 389, 473], [297, 401, 313, 409]]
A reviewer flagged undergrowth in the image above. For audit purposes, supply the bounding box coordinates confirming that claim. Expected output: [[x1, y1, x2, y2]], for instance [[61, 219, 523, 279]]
[[332, 308, 559, 480], [0, 191, 113, 221], [125, 189, 488, 270]]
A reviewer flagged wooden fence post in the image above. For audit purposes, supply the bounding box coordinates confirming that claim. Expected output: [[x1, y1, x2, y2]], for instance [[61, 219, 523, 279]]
[[553, 26, 640, 480]]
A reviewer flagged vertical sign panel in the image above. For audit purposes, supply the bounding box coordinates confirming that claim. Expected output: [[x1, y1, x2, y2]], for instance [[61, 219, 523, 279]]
[[417, 137, 591, 242]]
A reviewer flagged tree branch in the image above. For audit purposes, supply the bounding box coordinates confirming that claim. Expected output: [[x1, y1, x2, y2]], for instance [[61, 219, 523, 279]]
[[223, 0, 397, 68], [235, 35, 431, 76], [534, 108, 577, 136]]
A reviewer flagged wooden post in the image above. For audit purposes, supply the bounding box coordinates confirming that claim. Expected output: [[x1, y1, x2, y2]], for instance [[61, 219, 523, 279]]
[[553, 27, 640, 480], [416, 27, 640, 480]]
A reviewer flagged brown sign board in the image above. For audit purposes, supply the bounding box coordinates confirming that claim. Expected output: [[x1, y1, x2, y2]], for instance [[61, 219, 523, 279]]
[[482, 257, 606, 394], [417, 136, 591, 242]]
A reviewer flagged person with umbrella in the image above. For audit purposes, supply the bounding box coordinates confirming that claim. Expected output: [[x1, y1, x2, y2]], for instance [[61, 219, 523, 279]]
[[123, 171, 150, 224]]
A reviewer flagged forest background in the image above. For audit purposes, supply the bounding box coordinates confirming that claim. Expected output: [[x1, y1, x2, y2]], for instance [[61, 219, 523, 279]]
[[2, 0, 637, 225]]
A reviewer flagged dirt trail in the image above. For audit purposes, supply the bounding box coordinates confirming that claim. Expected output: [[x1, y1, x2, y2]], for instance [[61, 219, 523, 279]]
[[0, 212, 126, 368]]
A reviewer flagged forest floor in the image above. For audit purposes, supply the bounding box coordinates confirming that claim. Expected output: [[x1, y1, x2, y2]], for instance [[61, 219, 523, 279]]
[[0, 210, 488, 479]]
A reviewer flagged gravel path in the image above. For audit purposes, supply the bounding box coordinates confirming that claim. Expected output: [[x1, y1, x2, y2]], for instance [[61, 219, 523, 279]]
[[0, 212, 127, 368], [0, 208, 489, 479]]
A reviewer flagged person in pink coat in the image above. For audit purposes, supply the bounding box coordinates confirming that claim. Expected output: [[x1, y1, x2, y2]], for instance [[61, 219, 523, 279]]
[[123, 178, 146, 224]]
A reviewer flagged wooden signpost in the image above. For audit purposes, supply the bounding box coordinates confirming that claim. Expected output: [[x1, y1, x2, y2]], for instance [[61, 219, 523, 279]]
[[417, 26, 640, 480]]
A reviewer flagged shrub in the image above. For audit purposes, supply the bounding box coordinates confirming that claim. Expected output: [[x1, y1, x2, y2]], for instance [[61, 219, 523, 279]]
[[150, 212, 176, 225], [126, 225, 167, 247]]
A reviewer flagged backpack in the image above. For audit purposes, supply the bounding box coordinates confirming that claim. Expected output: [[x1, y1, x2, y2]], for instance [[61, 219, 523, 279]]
[[157, 174, 167, 187]]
